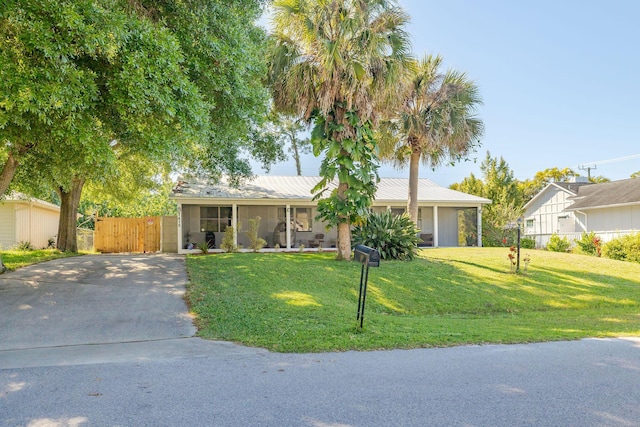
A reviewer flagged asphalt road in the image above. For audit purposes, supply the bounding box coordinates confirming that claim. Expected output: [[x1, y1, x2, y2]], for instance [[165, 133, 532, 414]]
[[1, 255, 639, 426]]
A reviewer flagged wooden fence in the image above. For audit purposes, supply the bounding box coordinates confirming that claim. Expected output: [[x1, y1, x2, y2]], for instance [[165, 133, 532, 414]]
[[95, 216, 161, 253]]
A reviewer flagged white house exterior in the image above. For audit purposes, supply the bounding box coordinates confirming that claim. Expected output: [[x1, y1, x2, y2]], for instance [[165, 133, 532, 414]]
[[170, 176, 491, 254], [0, 193, 60, 249], [523, 178, 640, 247], [522, 180, 592, 247], [564, 178, 640, 240]]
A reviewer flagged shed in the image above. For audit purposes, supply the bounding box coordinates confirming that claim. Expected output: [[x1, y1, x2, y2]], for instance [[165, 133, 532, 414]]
[[0, 193, 60, 249]]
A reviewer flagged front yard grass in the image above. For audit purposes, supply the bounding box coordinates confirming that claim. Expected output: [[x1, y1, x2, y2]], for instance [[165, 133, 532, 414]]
[[185, 247, 640, 352], [1, 249, 79, 271]]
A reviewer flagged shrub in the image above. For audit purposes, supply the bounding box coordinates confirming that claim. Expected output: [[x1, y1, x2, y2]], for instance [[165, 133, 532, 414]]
[[546, 233, 571, 252], [220, 226, 237, 253], [574, 231, 602, 256], [520, 237, 536, 249], [507, 246, 517, 273], [352, 211, 421, 260], [246, 216, 266, 252], [197, 241, 210, 254], [507, 247, 531, 274], [15, 241, 34, 251], [602, 233, 640, 263]]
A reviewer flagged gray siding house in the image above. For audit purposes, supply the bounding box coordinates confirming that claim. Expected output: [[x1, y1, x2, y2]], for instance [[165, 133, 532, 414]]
[[170, 176, 491, 254]]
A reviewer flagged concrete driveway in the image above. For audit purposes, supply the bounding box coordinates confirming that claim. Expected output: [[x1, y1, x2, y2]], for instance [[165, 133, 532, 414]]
[[0, 254, 196, 351], [2, 255, 640, 426]]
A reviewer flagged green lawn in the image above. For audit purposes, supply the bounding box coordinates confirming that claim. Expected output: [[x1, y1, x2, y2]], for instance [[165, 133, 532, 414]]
[[185, 248, 640, 352], [0, 249, 79, 271]]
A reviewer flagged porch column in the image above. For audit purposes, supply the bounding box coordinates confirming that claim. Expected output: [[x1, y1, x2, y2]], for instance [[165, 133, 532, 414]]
[[232, 203, 238, 248], [285, 204, 291, 249], [177, 202, 183, 252], [477, 205, 483, 247], [433, 206, 439, 247]]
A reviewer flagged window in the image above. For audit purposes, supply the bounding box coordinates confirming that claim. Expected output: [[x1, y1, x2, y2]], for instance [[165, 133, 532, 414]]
[[200, 206, 232, 232], [525, 219, 535, 228], [277, 207, 313, 231], [391, 208, 405, 217]]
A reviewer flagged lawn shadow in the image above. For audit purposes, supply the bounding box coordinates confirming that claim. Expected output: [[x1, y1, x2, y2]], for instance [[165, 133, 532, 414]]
[[370, 255, 640, 316]]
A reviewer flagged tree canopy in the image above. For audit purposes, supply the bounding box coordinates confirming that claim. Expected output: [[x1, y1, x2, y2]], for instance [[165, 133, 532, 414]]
[[268, 0, 412, 259], [1, 0, 279, 251], [378, 54, 483, 224], [519, 167, 578, 202], [451, 153, 523, 246]]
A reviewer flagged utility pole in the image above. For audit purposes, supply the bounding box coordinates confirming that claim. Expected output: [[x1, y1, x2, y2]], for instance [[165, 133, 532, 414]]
[[578, 164, 597, 180]]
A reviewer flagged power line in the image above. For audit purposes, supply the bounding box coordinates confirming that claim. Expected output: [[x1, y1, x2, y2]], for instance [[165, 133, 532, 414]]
[[577, 153, 640, 167]]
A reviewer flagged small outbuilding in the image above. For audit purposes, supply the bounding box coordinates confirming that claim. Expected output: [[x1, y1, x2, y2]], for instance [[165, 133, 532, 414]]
[[0, 193, 60, 249]]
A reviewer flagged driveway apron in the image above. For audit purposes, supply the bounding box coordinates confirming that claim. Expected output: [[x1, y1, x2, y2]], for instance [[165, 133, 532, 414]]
[[0, 254, 196, 351]]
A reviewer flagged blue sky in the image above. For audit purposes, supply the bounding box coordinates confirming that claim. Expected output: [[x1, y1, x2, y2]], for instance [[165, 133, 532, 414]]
[[257, 0, 640, 187]]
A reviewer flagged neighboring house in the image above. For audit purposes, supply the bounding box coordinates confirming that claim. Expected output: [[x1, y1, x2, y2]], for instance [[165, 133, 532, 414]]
[[523, 178, 640, 247], [170, 176, 492, 254], [0, 193, 60, 249]]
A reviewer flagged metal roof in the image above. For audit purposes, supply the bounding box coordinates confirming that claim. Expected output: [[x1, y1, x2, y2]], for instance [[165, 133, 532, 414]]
[[1, 192, 61, 212], [171, 175, 491, 205], [565, 178, 640, 211]]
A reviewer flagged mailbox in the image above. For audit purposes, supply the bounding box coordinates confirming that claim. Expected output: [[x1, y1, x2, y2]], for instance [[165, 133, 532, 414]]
[[354, 244, 381, 267], [353, 244, 380, 328]]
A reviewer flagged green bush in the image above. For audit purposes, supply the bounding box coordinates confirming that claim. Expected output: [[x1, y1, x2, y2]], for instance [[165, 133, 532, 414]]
[[352, 211, 421, 260], [520, 237, 536, 249], [603, 238, 626, 261], [220, 226, 237, 253], [602, 233, 640, 263], [574, 231, 602, 256], [546, 233, 571, 252], [246, 216, 266, 252]]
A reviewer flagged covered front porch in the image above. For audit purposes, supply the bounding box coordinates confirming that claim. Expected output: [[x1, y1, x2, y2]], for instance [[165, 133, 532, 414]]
[[176, 202, 483, 254], [177, 200, 337, 253]]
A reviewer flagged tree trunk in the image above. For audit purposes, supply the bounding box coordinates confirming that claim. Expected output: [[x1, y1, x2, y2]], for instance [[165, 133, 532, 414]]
[[407, 144, 421, 224], [291, 133, 302, 176], [57, 178, 85, 252], [0, 153, 20, 196], [336, 181, 351, 260], [336, 221, 351, 260]]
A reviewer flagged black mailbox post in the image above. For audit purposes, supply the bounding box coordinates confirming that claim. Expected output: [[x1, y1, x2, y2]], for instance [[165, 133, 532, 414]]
[[354, 244, 381, 328]]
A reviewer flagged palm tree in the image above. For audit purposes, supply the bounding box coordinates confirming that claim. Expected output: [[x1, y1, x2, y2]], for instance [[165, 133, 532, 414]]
[[268, 0, 411, 259], [379, 54, 484, 224]]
